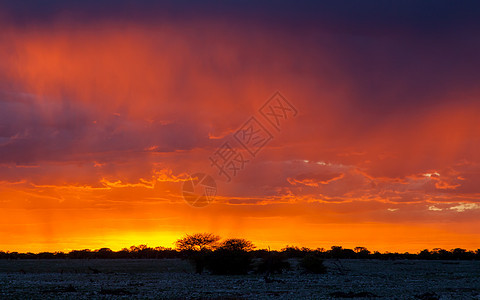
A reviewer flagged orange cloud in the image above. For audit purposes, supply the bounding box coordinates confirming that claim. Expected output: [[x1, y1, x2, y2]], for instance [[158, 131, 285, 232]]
[[0, 18, 480, 253]]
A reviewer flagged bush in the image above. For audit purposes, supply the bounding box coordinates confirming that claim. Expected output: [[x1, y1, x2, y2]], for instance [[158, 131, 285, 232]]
[[205, 249, 252, 275], [300, 255, 327, 274], [256, 252, 290, 274]]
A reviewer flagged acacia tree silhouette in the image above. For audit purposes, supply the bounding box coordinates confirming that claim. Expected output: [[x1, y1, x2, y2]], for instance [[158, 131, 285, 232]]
[[175, 233, 220, 251], [175, 233, 221, 274], [218, 239, 256, 251], [205, 238, 256, 275], [175, 234, 258, 274]]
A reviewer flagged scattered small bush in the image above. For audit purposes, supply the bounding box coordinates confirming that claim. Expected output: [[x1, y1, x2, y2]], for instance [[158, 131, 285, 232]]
[[205, 249, 252, 275], [300, 255, 327, 274], [256, 252, 290, 274], [190, 251, 210, 274]]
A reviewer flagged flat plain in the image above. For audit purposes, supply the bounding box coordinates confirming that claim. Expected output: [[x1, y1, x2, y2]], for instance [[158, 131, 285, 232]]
[[0, 259, 479, 299]]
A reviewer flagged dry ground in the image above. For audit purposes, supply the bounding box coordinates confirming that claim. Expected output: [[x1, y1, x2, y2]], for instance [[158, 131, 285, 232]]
[[0, 259, 479, 299]]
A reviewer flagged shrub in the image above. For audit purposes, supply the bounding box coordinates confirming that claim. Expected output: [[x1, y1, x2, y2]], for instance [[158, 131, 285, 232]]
[[205, 249, 252, 275], [256, 252, 290, 274], [300, 255, 327, 274], [281, 246, 304, 258], [186, 250, 211, 274]]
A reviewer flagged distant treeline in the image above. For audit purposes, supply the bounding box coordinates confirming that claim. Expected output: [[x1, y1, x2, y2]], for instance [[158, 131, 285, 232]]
[[1, 233, 479, 261], [1, 246, 479, 260]]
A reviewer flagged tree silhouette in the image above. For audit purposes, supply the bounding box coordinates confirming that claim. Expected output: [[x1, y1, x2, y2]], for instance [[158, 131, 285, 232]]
[[219, 238, 256, 251], [202, 238, 256, 275], [175, 233, 220, 251], [175, 233, 221, 274], [1, 233, 479, 262], [354, 247, 371, 258]]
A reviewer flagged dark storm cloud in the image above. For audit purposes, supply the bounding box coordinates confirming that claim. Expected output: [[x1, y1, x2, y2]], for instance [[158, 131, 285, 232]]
[[0, 93, 208, 165], [1, 0, 479, 194], [2, 0, 480, 34], [3, 1, 480, 118]]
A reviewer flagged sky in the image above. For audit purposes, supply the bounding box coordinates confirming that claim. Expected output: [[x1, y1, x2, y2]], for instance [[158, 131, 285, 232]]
[[0, 1, 479, 253]]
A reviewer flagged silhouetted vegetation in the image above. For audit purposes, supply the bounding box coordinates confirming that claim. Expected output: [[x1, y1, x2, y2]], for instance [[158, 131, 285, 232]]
[[175, 233, 220, 251], [205, 249, 253, 275], [300, 254, 327, 274], [256, 251, 291, 274], [201, 238, 256, 275], [176, 235, 256, 274], [219, 238, 255, 252], [0, 233, 479, 264]]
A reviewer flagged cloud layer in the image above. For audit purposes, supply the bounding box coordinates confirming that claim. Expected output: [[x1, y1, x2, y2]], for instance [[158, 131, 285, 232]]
[[0, 1, 479, 252]]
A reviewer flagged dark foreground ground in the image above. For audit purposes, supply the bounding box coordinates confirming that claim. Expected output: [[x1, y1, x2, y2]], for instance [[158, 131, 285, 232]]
[[0, 259, 479, 299]]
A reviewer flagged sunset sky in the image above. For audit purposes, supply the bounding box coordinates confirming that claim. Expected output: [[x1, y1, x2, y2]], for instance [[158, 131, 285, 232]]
[[1, 1, 479, 253]]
